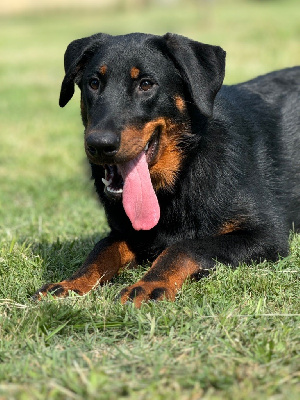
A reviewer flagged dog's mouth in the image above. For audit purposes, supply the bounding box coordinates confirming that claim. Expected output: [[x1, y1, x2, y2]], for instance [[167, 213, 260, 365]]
[[102, 129, 160, 198], [102, 165, 123, 197], [101, 128, 161, 231]]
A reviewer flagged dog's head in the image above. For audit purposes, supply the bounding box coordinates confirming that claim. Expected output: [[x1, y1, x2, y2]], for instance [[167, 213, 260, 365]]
[[59, 33, 225, 230]]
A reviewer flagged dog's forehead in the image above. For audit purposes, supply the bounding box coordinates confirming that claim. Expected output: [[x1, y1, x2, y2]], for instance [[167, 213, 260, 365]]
[[91, 35, 170, 74]]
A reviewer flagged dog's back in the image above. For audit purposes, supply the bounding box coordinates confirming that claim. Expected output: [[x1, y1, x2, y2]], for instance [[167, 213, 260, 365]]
[[215, 67, 300, 231]]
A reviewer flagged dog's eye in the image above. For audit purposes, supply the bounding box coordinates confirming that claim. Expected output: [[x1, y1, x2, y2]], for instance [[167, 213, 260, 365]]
[[139, 79, 154, 92], [89, 78, 100, 91]]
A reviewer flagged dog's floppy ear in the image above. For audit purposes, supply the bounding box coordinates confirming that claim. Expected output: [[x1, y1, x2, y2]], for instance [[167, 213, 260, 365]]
[[163, 33, 226, 118], [59, 33, 110, 107]]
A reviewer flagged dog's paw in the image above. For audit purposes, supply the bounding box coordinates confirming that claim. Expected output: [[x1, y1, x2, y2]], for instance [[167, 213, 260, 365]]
[[32, 282, 82, 300], [119, 280, 177, 308]]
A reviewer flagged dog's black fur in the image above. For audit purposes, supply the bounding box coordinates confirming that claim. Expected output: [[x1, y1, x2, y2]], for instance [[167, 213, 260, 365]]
[[36, 33, 300, 306]]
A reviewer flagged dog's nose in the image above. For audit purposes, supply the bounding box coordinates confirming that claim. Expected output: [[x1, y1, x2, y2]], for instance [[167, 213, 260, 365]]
[[86, 131, 120, 157]]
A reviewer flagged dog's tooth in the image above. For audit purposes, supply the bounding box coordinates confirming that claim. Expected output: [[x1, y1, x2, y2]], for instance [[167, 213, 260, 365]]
[[107, 186, 123, 194], [102, 178, 112, 187], [144, 142, 149, 152]]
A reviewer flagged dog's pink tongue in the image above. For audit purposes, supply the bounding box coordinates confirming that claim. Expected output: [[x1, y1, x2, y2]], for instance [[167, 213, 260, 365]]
[[118, 152, 160, 230]]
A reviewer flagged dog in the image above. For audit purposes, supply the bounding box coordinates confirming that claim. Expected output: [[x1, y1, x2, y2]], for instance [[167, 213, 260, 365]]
[[35, 33, 300, 307]]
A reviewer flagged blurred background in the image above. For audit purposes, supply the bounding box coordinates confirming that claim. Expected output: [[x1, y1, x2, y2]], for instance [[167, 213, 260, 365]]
[[0, 0, 299, 238]]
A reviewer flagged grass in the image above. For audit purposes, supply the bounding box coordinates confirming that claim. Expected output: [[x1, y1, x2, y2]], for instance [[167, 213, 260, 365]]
[[0, 0, 300, 398]]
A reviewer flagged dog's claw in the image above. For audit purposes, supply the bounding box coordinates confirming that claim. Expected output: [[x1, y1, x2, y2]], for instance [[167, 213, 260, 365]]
[[119, 281, 176, 308]]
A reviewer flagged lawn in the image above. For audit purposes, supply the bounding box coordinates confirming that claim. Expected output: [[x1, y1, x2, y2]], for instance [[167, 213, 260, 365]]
[[0, 0, 299, 399]]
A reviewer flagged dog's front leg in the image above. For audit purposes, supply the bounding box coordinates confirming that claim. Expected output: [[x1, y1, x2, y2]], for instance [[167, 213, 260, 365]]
[[119, 245, 202, 308], [35, 237, 136, 298], [119, 232, 287, 308]]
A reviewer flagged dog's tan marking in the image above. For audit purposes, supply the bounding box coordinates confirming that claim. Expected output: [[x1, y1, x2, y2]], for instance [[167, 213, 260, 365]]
[[150, 122, 185, 191], [118, 118, 188, 191], [36, 241, 136, 298], [130, 67, 140, 79], [120, 251, 200, 308], [174, 95, 186, 112], [218, 219, 244, 235], [118, 118, 167, 161], [100, 65, 107, 75]]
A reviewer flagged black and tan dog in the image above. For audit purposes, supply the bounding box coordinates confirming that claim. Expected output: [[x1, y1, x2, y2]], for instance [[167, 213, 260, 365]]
[[35, 33, 300, 307]]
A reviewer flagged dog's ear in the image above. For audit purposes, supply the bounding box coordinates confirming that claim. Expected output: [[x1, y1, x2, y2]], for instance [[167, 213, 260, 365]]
[[59, 33, 110, 107], [163, 33, 226, 118]]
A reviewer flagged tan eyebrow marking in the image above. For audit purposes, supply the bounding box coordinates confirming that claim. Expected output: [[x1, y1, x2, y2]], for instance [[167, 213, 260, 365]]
[[130, 67, 140, 79], [100, 65, 107, 75]]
